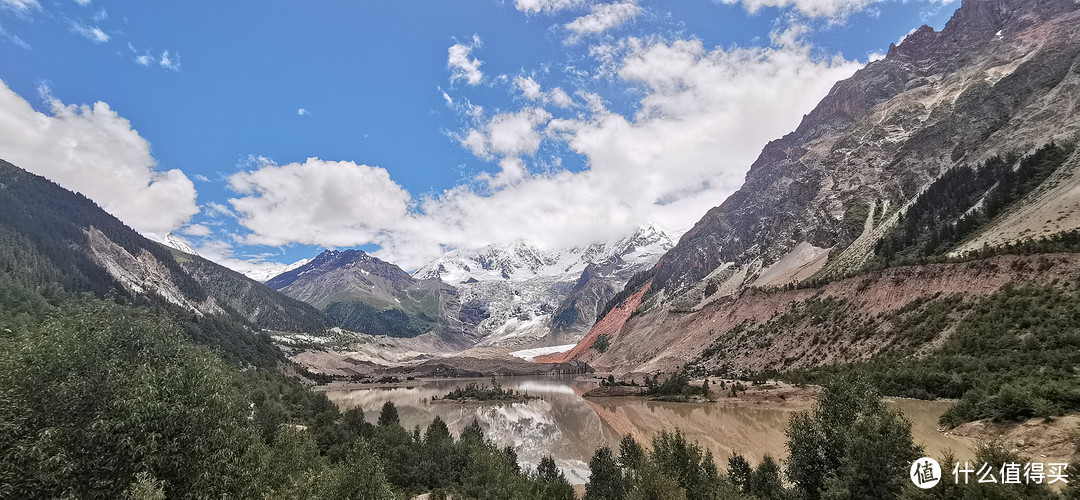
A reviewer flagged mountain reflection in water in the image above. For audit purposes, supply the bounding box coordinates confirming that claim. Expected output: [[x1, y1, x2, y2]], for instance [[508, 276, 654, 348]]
[[321, 375, 974, 484]]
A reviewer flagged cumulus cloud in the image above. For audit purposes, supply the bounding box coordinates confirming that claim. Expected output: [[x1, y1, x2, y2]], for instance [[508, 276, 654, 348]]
[[297, 108, 309, 116], [70, 22, 108, 43], [0, 80, 198, 234], [514, 0, 581, 14], [459, 107, 552, 182], [547, 87, 575, 108], [515, 76, 543, 100], [228, 158, 412, 248], [514, 76, 576, 108], [448, 40, 483, 86], [565, 1, 642, 40], [227, 30, 861, 269], [716, 0, 881, 18]]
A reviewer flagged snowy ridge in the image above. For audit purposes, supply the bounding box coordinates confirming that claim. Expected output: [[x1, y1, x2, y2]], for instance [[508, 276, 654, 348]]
[[142, 232, 199, 256], [414, 222, 674, 284], [414, 223, 675, 346], [238, 258, 312, 283]]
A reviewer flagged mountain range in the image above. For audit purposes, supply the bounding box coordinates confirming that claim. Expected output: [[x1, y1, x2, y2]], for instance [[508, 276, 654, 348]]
[[259, 223, 674, 348], [4, 0, 1080, 379]]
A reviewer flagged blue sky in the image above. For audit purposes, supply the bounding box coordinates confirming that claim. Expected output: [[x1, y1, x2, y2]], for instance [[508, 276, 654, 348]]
[[0, 0, 959, 275]]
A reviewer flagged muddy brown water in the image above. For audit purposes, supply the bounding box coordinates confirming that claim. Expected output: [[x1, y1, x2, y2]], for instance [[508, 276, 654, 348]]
[[321, 375, 975, 484]]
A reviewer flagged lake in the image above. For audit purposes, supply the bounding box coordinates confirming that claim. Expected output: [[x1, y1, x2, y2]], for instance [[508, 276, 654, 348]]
[[321, 375, 975, 484]]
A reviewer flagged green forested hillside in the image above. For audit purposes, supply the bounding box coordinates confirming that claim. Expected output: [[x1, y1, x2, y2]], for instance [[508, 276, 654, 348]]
[[0, 159, 201, 301], [0, 160, 329, 349], [873, 143, 1077, 265]]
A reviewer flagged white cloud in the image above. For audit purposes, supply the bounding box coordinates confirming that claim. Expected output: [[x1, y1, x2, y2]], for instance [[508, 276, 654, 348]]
[[228, 158, 412, 248], [191, 240, 295, 280], [135, 54, 152, 65], [0, 23, 30, 49], [159, 50, 180, 71], [194, 174, 210, 182], [204, 201, 235, 218], [547, 87, 575, 108], [73, 0, 90, 5], [227, 30, 861, 270], [0, 0, 38, 12], [514, 77, 576, 108], [0, 80, 198, 234], [565, 1, 642, 40], [297, 108, 309, 116], [515, 76, 543, 100], [514, 0, 581, 14], [460, 107, 552, 164], [182, 224, 212, 237], [448, 42, 483, 86], [717, 0, 877, 18], [70, 22, 108, 43]]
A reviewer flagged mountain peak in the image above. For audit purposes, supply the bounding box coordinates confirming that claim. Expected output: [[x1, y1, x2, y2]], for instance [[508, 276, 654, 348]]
[[142, 232, 198, 256], [413, 223, 674, 283]]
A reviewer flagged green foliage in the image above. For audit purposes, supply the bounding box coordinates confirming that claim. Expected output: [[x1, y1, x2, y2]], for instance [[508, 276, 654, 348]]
[[324, 300, 431, 338], [785, 376, 921, 500], [178, 254, 329, 333], [784, 282, 1080, 427], [643, 371, 711, 399], [747, 456, 784, 500], [439, 377, 535, 401], [649, 430, 729, 499], [626, 460, 687, 500], [585, 447, 627, 500], [535, 456, 576, 500], [124, 472, 166, 500], [377, 401, 400, 427], [0, 298, 260, 498], [728, 453, 753, 492], [619, 434, 646, 471], [0, 159, 330, 350], [594, 333, 613, 353], [874, 143, 1074, 264], [839, 199, 871, 246]]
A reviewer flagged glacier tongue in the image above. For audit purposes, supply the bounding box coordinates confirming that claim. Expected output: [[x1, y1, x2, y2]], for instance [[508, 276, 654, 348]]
[[415, 223, 677, 347]]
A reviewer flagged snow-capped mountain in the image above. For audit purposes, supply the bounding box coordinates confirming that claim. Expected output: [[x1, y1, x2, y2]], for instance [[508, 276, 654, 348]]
[[234, 258, 312, 283], [142, 232, 199, 256], [412, 223, 676, 346], [415, 222, 673, 284]]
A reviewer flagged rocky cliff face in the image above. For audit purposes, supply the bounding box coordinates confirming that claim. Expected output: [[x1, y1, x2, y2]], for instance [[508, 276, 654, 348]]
[[570, 0, 1080, 372], [649, 0, 1080, 308]]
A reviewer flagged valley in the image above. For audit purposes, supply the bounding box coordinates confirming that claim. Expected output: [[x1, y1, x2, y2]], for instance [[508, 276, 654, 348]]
[[4, 0, 1080, 498]]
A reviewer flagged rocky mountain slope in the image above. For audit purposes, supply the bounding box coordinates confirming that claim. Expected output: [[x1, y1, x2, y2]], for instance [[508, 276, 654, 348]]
[[645, 0, 1080, 306], [564, 0, 1080, 372], [0, 158, 330, 334], [267, 249, 466, 341]]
